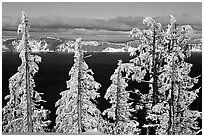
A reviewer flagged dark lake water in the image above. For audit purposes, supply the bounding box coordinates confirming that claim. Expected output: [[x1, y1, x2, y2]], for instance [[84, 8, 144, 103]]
[[2, 52, 202, 131]]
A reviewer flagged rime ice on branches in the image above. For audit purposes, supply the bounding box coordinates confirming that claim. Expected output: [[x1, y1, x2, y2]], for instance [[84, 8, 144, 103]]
[[102, 60, 140, 135], [55, 38, 101, 134], [2, 11, 51, 133], [129, 15, 201, 135]]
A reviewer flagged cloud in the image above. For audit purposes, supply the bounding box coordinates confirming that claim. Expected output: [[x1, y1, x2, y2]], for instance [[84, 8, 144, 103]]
[[2, 13, 201, 32], [2, 15, 132, 31], [109, 13, 202, 29], [153, 13, 202, 25], [108, 16, 144, 28], [2, 16, 20, 31]]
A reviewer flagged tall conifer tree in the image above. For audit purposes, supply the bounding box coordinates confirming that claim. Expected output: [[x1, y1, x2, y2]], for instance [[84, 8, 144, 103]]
[[2, 11, 50, 133], [55, 38, 101, 134], [129, 15, 201, 135], [102, 60, 140, 135]]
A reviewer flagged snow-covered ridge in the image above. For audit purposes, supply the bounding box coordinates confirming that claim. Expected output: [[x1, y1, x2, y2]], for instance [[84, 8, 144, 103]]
[[102, 47, 125, 52], [2, 45, 10, 52], [2, 37, 202, 53], [3, 37, 102, 52], [190, 43, 202, 52], [81, 41, 100, 46], [10, 39, 53, 52], [102, 46, 137, 53], [46, 36, 62, 41], [2, 38, 16, 42]]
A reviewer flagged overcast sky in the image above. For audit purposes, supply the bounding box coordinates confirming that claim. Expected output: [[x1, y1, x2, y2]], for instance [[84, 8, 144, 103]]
[[3, 2, 201, 19], [2, 2, 202, 31]]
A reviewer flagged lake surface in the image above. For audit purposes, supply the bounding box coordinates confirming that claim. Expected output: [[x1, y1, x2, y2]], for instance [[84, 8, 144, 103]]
[[2, 52, 202, 130]]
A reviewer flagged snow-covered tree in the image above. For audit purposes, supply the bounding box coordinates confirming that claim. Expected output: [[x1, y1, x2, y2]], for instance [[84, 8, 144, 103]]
[[102, 60, 140, 135], [129, 16, 164, 134], [2, 11, 51, 133], [129, 15, 201, 135], [157, 15, 202, 135], [55, 38, 101, 134]]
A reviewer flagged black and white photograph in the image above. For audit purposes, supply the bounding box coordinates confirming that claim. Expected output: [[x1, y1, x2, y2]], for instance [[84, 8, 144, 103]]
[[1, 1, 202, 135]]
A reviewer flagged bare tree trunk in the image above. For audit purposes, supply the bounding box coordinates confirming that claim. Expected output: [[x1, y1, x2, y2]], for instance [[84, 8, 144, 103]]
[[169, 55, 176, 135], [24, 36, 33, 132], [115, 64, 121, 126], [77, 48, 82, 134], [152, 28, 158, 106], [168, 26, 177, 134]]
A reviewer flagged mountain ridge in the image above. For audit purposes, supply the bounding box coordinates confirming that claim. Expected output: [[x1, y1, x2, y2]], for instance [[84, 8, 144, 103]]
[[3, 13, 202, 32]]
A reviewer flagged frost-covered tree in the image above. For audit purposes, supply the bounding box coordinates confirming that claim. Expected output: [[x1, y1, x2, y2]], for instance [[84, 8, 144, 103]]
[[102, 60, 140, 135], [129, 16, 165, 134], [2, 11, 50, 133], [157, 15, 202, 135], [55, 38, 101, 134], [129, 15, 201, 135]]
